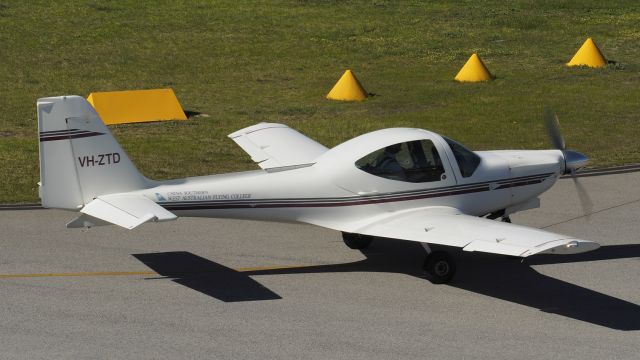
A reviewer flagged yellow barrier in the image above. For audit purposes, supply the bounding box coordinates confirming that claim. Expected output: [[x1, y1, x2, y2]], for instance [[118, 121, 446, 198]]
[[87, 88, 187, 125]]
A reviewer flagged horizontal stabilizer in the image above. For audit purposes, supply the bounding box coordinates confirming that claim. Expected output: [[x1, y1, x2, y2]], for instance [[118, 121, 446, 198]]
[[229, 123, 328, 170], [69, 195, 176, 229]]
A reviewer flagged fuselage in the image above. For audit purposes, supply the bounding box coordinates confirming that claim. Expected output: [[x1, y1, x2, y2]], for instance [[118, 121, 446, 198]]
[[129, 128, 565, 234]]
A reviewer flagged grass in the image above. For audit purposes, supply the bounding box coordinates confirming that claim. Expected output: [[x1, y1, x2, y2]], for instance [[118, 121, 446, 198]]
[[1, 0, 639, 202]]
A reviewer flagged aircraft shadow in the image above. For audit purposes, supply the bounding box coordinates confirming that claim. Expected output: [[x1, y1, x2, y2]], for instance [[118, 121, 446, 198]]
[[133, 241, 640, 330], [243, 239, 640, 331], [450, 245, 640, 331], [132, 252, 281, 302]]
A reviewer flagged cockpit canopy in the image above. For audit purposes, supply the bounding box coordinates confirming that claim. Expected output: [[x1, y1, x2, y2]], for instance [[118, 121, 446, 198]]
[[352, 135, 481, 183], [355, 139, 446, 183], [315, 128, 482, 190]]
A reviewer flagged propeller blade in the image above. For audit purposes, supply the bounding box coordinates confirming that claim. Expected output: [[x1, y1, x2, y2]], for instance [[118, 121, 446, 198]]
[[544, 109, 592, 219], [571, 173, 593, 218], [544, 108, 566, 150]]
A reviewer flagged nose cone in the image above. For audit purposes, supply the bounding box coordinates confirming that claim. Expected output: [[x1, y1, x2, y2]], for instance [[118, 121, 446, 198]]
[[563, 150, 589, 174]]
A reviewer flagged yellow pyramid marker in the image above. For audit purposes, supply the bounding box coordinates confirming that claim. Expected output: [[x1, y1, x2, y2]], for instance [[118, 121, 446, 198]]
[[454, 53, 493, 82], [567, 38, 607, 68], [326, 69, 368, 101]]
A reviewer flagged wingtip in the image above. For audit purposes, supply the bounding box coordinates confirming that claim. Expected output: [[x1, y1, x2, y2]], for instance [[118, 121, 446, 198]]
[[525, 239, 600, 256]]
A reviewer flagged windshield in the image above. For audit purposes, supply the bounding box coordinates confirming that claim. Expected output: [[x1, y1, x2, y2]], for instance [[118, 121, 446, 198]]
[[443, 137, 480, 178]]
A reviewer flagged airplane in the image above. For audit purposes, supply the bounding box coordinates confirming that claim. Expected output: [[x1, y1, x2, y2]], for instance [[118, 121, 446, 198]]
[[36, 95, 599, 284]]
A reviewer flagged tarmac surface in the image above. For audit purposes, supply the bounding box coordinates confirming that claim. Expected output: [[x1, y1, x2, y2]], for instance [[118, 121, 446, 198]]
[[1, 171, 639, 359]]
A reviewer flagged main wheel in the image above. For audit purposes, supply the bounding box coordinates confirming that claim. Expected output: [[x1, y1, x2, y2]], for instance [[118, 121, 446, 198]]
[[423, 251, 456, 284], [341, 232, 373, 250]]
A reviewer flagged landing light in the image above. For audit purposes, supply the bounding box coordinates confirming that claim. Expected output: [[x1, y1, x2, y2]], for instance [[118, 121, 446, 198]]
[[565, 241, 579, 249]]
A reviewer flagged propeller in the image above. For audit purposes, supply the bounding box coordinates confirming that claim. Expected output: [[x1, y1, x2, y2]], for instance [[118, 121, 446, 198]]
[[544, 109, 593, 217], [571, 175, 593, 218], [544, 108, 565, 151]]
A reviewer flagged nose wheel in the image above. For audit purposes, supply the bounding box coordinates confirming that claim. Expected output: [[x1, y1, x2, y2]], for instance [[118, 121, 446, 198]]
[[421, 244, 456, 284]]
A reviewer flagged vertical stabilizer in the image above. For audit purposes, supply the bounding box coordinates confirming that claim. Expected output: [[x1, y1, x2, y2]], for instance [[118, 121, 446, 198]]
[[37, 95, 148, 210]]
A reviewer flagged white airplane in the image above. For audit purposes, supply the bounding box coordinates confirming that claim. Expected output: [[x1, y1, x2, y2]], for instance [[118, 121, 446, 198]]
[[36, 95, 599, 283]]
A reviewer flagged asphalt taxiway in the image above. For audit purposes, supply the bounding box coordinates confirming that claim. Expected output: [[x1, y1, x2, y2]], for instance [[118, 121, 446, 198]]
[[1, 171, 638, 359]]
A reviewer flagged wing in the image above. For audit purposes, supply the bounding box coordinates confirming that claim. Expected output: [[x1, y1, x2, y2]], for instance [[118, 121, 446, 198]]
[[352, 207, 599, 257], [228, 123, 328, 170], [67, 194, 177, 229]]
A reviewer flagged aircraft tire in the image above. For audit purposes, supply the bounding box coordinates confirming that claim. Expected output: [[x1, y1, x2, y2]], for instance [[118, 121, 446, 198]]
[[423, 251, 456, 284], [341, 232, 373, 250]]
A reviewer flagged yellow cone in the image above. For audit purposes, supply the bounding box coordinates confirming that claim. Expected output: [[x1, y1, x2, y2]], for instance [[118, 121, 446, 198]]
[[567, 38, 607, 68], [326, 69, 368, 101], [454, 53, 493, 82]]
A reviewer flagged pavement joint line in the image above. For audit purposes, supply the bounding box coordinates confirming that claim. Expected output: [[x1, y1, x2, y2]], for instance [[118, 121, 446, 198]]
[[541, 197, 640, 229], [2, 164, 639, 210], [0, 264, 312, 279]]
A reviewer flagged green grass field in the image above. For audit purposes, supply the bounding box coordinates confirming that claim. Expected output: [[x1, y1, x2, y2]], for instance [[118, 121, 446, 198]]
[[1, 1, 639, 202]]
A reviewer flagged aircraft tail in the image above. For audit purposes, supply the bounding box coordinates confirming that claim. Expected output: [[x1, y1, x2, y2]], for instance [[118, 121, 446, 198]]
[[37, 95, 149, 210]]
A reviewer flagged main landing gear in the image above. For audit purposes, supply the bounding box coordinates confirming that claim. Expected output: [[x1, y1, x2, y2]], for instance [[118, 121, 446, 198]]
[[341, 232, 456, 284], [421, 244, 456, 284], [341, 232, 374, 250]]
